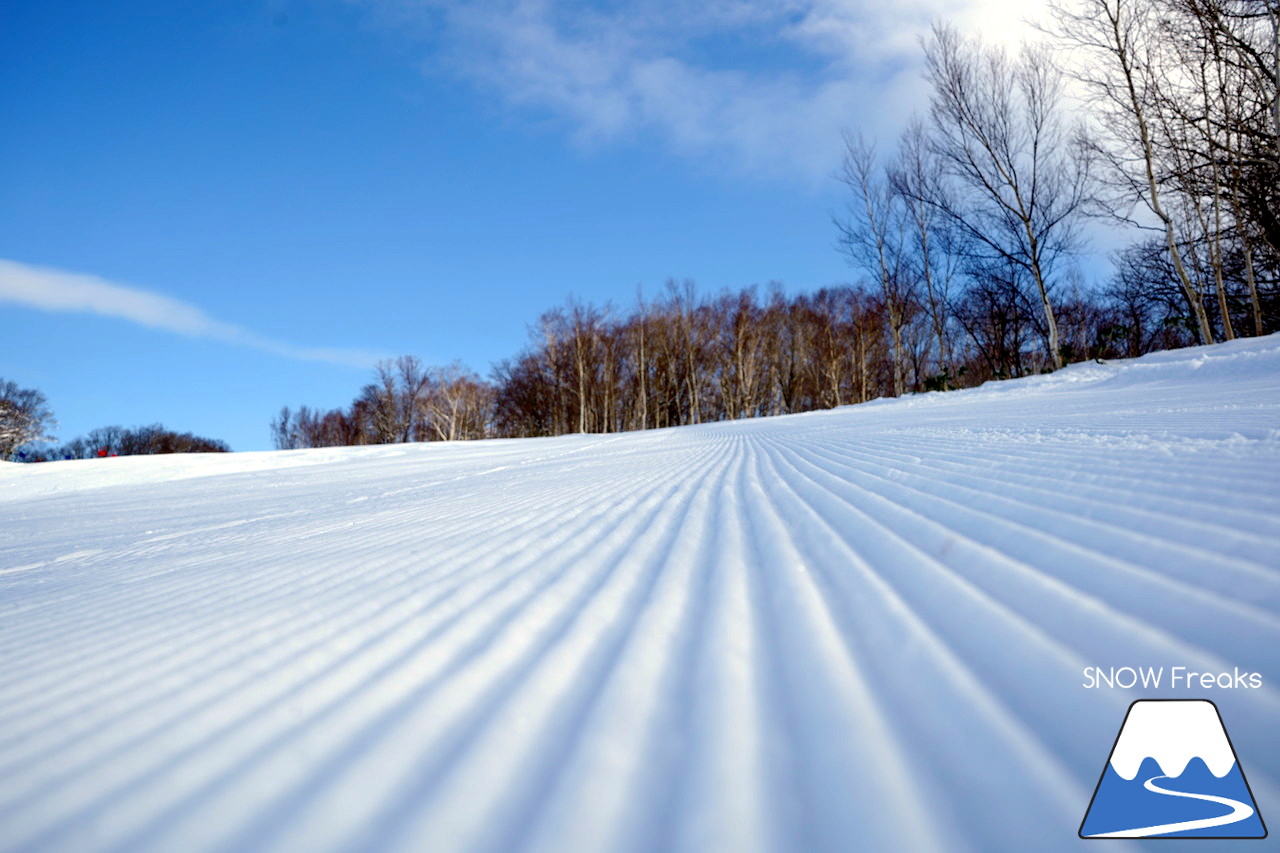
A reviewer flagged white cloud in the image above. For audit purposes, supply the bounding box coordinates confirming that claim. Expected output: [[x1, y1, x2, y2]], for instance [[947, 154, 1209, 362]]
[[357, 0, 1049, 180], [0, 258, 383, 369]]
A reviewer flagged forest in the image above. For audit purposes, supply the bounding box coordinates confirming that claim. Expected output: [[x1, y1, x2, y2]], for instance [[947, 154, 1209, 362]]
[[271, 0, 1279, 449]]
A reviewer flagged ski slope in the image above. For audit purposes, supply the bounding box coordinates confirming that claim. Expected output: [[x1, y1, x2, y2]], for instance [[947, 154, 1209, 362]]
[[2, 336, 1278, 852]]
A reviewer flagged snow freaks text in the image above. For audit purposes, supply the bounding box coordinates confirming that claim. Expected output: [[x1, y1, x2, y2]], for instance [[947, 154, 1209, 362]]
[[1082, 667, 1263, 690]]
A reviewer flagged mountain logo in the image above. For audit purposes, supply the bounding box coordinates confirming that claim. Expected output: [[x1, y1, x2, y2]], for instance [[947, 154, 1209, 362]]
[[1080, 699, 1267, 839]]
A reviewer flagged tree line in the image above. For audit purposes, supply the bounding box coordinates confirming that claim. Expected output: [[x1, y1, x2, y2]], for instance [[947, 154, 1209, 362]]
[[1048, 0, 1278, 344], [1, 378, 229, 462], [28, 424, 230, 460], [271, 357, 492, 449], [270, 272, 1181, 448], [274, 0, 1276, 449], [836, 3, 1276, 389]]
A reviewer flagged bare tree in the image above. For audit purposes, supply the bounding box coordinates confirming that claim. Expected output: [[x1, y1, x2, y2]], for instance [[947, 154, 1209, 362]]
[[712, 288, 769, 418], [356, 356, 430, 444], [890, 117, 961, 385], [566, 299, 606, 433], [1048, 0, 1220, 342], [922, 24, 1095, 369], [1156, 0, 1277, 336], [395, 355, 430, 442], [270, 406, 304, 450], [422, 362, 492, 441], [0, 379, 56, 461], [837, 132, 915, 395], [630, 289, 651, 430], [664, 280, 707, 423]]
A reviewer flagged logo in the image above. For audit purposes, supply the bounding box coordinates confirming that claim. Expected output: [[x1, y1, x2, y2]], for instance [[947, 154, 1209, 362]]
[[1080, 700, 1266, 839]]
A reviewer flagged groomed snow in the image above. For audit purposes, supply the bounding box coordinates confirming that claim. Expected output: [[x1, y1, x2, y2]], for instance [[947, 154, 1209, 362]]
[[2, 335, 1278, 852]]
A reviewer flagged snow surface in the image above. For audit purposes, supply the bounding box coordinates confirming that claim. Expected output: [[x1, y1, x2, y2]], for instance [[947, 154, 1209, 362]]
[[2, 335, 1279, 852]]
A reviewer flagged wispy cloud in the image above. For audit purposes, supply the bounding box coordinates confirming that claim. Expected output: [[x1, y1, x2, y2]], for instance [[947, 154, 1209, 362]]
[[0, 258, 383, 368], [355, 0, 1048, 180]]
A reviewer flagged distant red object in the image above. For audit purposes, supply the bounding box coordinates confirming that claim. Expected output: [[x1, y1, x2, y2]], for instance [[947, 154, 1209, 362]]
[[97, 448, 108, 457]]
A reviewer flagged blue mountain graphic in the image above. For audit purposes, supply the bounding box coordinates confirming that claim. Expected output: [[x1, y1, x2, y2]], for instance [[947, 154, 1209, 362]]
[[1081, 756, 1266, 838]]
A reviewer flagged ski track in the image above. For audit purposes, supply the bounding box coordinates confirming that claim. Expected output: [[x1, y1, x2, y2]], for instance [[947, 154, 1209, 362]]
[[1083, 774, 1257, 838], [1, 337, 1279, 852]]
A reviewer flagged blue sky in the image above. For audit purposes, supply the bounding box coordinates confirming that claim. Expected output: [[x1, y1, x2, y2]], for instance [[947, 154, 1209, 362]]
[[1, 0, 1046, 452]]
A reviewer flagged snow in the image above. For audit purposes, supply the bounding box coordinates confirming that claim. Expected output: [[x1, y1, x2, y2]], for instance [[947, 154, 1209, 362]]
[[1108, 701, 1236, 781], [1, 335, 1278, 852]]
